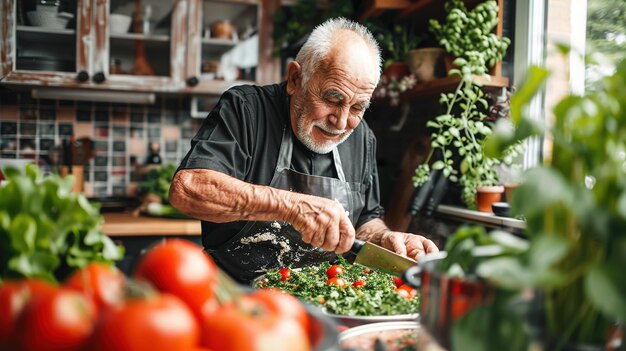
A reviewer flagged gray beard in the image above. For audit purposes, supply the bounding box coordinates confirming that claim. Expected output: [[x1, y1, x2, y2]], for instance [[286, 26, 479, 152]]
[[293, 91, 352, 154]]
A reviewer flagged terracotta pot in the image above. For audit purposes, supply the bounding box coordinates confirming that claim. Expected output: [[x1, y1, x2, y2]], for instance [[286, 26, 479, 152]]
[[475, 185, 504, 213], [383, 62, 410, 81], [59, 165, 84, 193], [504, 182, 519, 203], [406, 48, 445, 82]]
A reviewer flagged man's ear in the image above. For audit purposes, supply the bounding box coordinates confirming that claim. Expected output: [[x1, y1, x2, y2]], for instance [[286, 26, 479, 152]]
[[286, 61, 302, 95]]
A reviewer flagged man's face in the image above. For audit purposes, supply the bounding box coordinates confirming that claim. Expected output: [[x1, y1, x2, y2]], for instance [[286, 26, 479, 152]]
[[290, 41, 378, 154]]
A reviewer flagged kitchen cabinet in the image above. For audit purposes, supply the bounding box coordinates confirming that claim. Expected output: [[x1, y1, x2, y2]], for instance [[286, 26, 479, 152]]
[[0, 0, 279, 95]]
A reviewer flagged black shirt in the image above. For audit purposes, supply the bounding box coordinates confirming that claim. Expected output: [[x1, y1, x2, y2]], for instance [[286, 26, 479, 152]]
[[177, 82, 384, 249]]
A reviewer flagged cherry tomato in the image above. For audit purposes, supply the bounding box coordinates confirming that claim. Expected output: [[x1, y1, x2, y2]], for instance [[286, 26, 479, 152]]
[[201, 295, 310, 351], [396, 284, 418, 300], [363, 268, 371, 274], [134, 239, 218, 322], [251, 288, 309, 334], [90, 293, 199, 351], [17, 288, 96, 351], [279, 268, 291, 281], [352, 280, 366, 289], [326, 277, 348, 289], [64, 263, 125, 314], [325, 265, 344, 278], [0, 279, 57, 349], [392, 276, 404, 288]]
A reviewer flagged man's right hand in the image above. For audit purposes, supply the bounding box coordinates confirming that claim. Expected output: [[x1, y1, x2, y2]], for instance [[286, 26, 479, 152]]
[[285, 195, 355, 254]]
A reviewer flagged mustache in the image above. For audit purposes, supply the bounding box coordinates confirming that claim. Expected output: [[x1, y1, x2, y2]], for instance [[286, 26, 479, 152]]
[[313, 121, 346, 135]]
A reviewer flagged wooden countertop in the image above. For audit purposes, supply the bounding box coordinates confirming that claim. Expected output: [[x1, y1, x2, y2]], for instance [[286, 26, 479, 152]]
[[101, 212, 202, 236]]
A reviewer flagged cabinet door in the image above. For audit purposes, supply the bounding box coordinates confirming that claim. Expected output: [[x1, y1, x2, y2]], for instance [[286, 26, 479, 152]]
[[183, 0, 262, 94], [1, 0, 92, 86], [92, 0, 187, 91]]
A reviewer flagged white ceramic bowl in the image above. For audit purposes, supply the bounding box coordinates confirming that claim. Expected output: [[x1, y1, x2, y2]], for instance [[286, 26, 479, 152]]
[[27, 11, 70, 29], [109, 14, 132, 34]]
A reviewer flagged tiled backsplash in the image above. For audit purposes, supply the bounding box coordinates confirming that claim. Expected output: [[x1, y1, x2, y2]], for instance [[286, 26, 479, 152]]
[[0, 88, 204, 197]]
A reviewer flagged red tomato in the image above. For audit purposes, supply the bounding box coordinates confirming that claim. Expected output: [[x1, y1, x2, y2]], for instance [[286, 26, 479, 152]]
[[201, 295, 309, 351], [251, 288, 309, 336], [0, 279, 57, 348], [392, 276, 404, 288], [326, 277, 348, 289], [352, 280, 366, 289], [90, 293, 199, 351], [17, 288, 96, 351], [64, 263, 125, 314], [134, 239, 218, 322], [279, 267, 291, 281], [396, 284, 418, 300], [326, 265, 344, 278], [363, 268, 371, 274]]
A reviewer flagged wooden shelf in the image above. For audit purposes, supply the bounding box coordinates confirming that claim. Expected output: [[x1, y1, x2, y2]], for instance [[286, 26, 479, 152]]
[[359, 0, 413, 21], [401, 74, 509, 103]]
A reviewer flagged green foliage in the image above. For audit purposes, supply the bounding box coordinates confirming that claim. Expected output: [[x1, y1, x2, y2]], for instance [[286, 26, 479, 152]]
[[413, 54, 523, 208], [366, 21, 423, 68], [0, 164, 123, 283], [468, 55, 626, 345], [429, 0, 510, 69], [271, 0, 355, 58], [136, 163, 178, 204]]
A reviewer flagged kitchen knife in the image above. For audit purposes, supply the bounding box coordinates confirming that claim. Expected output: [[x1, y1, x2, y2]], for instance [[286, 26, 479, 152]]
[[348, 239, 416, 277]]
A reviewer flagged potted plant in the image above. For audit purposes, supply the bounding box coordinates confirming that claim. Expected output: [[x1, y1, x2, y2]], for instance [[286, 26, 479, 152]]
[[366, 21, 423, 80], [412, 52, 522, 211], [429, 0, 510, 75]]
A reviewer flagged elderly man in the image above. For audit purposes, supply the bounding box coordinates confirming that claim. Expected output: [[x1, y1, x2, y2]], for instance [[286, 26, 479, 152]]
[[169, 17, 438, 283]]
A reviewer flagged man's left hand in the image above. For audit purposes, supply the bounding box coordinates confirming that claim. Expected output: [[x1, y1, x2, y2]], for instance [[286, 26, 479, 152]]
[[378, 231, 438, 261]]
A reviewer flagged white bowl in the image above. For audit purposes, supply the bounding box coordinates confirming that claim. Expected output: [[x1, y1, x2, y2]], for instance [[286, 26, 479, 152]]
[[109, 14, 132, 34], [27, 11, 70, 29]]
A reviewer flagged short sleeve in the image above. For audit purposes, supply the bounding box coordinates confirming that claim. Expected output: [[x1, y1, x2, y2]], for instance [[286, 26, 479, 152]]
[[177, 89, 254, 180]]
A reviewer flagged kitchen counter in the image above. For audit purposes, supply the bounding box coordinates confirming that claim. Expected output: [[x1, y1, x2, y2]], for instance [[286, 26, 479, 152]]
[[101, 212, 202, 236]]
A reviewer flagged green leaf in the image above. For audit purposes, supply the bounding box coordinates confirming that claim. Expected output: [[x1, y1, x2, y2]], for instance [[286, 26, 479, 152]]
[[529, 236, 568, 268], [432, 161, 445, 170], [586, 264, 626, 321], [489, 230, 530, 254], [510, 66, 550, 125], [477, 257, 532, 290], [9, 214, 37, 253], [8, 252, 59, 280]]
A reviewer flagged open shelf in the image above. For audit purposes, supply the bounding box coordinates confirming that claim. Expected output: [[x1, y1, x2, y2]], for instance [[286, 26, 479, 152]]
[[201, 37, 237, 56], [401, 75, 509, 103], [16, 25, 75, 45]]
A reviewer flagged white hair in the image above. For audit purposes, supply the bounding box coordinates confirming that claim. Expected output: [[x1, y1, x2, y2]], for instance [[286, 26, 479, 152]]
[[295, 17, 382, 87]]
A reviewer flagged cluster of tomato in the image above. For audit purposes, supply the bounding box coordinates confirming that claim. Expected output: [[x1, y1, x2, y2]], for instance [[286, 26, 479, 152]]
[[279, 264, 417, 300], [0, 239, 313, 351]]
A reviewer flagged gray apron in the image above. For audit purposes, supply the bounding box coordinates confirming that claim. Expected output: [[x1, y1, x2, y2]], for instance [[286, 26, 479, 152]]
[[210, 125, 365, 283]]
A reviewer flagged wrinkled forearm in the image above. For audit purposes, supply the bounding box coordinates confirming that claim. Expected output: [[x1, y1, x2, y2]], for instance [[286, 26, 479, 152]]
[[170, 169, 288, 223], [169, 169, 326, 225], [355, 218, 389, 245]]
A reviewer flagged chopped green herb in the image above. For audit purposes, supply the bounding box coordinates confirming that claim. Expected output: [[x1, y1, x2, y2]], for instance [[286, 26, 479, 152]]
[[256, 257, 419, 316]]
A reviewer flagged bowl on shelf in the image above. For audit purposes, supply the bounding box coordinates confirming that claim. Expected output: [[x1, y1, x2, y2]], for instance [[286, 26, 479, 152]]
[[109, 14, 132, 34], [26, 11, 73, 29]]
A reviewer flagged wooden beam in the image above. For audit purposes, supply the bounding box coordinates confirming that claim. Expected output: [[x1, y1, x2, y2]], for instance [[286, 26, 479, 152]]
[[359, 0, 413, 21]]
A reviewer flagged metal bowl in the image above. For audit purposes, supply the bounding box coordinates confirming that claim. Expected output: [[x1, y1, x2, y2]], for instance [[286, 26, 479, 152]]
[[326, 312, 419, 329], [339, 321, 419, 351]]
